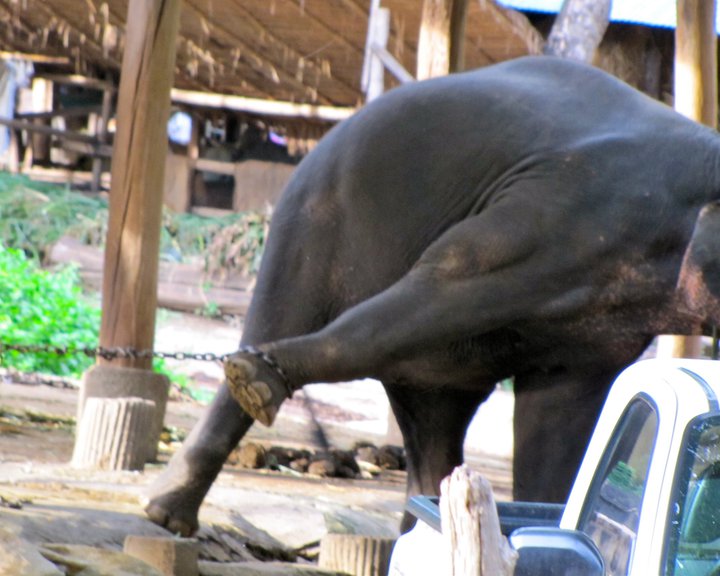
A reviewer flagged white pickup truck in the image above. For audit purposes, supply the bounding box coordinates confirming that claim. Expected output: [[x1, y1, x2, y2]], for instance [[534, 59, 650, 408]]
[[390, 359, 720, 575]]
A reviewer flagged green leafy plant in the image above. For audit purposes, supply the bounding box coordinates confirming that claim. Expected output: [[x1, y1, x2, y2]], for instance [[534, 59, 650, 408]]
[[0, 244, 101, 376]]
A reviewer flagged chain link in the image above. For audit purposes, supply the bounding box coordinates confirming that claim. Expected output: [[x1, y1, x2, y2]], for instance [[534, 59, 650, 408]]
[[0, 341, 289, 389], [0, 342, 231, 363]]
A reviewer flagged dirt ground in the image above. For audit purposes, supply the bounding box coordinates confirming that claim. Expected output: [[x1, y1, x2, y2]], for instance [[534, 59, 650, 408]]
[[0, 311, 513, 564]]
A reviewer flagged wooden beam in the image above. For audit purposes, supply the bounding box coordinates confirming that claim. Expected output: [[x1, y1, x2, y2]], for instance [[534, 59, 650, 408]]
[[0, 51, 70, 65], [194, 157, 235, 176], [17, 105, 102, 121], [416, 0, 469, 80], [170, 88, 355, 122], [659, 0, 718, 360], [34, 73, 116, 92], [0, 116, 110, 154], [99, 0, 182, 370]]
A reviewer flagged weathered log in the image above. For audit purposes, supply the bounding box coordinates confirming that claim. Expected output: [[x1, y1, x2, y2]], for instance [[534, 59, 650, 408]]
[[318, 534, 396, 576], [72, 397, 156, 471], [440, 465, 517, 575]]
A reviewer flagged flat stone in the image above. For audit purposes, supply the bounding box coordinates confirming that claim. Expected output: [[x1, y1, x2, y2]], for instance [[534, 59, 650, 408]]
[[0, 526, 63, 576], [199, 560, 347, 576], [40, 543, 164, 575]]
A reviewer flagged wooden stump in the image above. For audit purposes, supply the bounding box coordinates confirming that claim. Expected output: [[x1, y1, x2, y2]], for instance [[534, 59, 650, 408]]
[[319, 534, 396, 576], [440, 465, 517, 575], [124, 536, 199, 576], [72, 397, 156, 471]]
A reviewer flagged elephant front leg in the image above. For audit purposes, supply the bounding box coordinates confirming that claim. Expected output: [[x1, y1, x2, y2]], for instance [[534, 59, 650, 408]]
[[144, 385, 254, 535]]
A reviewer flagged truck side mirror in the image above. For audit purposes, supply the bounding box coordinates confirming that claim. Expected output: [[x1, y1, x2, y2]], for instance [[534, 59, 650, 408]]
[[510, 527, 604, 576]]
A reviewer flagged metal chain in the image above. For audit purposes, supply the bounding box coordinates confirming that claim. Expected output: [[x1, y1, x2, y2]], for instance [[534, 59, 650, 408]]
[[0, 342, 289, 388]]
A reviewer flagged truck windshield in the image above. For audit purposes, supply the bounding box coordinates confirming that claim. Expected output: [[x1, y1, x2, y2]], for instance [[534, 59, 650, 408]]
[[666, 414, 720, 576]]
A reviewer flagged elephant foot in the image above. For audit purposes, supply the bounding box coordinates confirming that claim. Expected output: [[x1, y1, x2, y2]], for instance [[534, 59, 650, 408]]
[[224, 351, 292, 427], [145, 496, 199, 537], [143, 467, 204, 536]]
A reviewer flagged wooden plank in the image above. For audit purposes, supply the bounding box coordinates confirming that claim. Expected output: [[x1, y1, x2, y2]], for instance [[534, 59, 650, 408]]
[[61, 139, 113, 159], [35, 73, 115, 92], [0, 117, 103, 144], [195, 157, 236, 176], [170, 88, 355, 122], [49, 237, 253, 316], [17, 105, 102, 121], [99, 0, 183, 370]]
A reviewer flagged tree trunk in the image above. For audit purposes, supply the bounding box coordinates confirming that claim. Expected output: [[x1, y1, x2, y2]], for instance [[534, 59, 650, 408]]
[[544, 0, 612, 62], [99, 0, 182, 369], [416, 0, 469, 79]]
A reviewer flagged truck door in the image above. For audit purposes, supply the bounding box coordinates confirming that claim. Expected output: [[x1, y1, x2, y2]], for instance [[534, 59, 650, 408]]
[[575, 397, 659, 575]]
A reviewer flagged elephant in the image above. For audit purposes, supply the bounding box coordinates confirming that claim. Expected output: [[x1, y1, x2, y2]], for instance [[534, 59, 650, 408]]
[[145, 55, 720, 536]]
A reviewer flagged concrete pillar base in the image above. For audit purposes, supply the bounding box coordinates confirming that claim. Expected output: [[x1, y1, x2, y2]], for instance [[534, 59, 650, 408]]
[[77, 365, 170, 462]]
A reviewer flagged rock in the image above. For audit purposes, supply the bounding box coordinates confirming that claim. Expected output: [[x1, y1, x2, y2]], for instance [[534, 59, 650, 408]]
[[199, 560, 347, 575], [355, 445, 379, 466], [39, 543, 164, 575], [377, 446, 405, 470], [235, 443, 267, 469], [289, 457, 310, 473], [331, 450, 360, 476], [0, 526, 63, 576], [308, 458, 336, 477]]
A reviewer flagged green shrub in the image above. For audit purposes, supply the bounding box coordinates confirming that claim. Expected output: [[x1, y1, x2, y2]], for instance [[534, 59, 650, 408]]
[[0, 244, 101, 376]]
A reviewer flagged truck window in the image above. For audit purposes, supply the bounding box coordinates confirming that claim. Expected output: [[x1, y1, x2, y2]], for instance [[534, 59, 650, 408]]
[[578, 398, 658, 575], [666, 415, 720, 576]]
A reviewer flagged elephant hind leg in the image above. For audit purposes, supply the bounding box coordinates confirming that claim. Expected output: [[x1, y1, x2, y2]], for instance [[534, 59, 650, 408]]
[[512, 367, 618, 503], [243, 198, 569, 389], [384, 382, 491, 533]]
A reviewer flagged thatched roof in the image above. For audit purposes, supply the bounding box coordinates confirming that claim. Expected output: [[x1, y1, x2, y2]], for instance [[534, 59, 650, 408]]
[[0, 0, 542, 113]]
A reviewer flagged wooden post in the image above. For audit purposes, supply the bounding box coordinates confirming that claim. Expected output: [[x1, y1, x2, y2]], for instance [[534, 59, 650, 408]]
[[416, 0, 469, 80], [364, 6, 391, 101], [91, 84, 113, 193], [30, 78, 52, 165], [319, 534, 396, 576], [658, 0, 717, 359], [72, 397, 156, 471], [440, 465, 517, 575], [98, 0, 182, 369]]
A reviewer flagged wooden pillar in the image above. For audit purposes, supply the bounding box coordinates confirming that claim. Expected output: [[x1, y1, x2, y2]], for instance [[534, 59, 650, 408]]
[[30, 78, 52, 165], [658, 0, 717, 359], [416, 0, 468, 80], [98, 0, 182, 369], [92, 84, 114, 193], [675, 0, 718, 125]]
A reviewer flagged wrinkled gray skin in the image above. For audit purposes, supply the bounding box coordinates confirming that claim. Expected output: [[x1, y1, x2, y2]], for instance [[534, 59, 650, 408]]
[[146, 56, 720, 535]]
